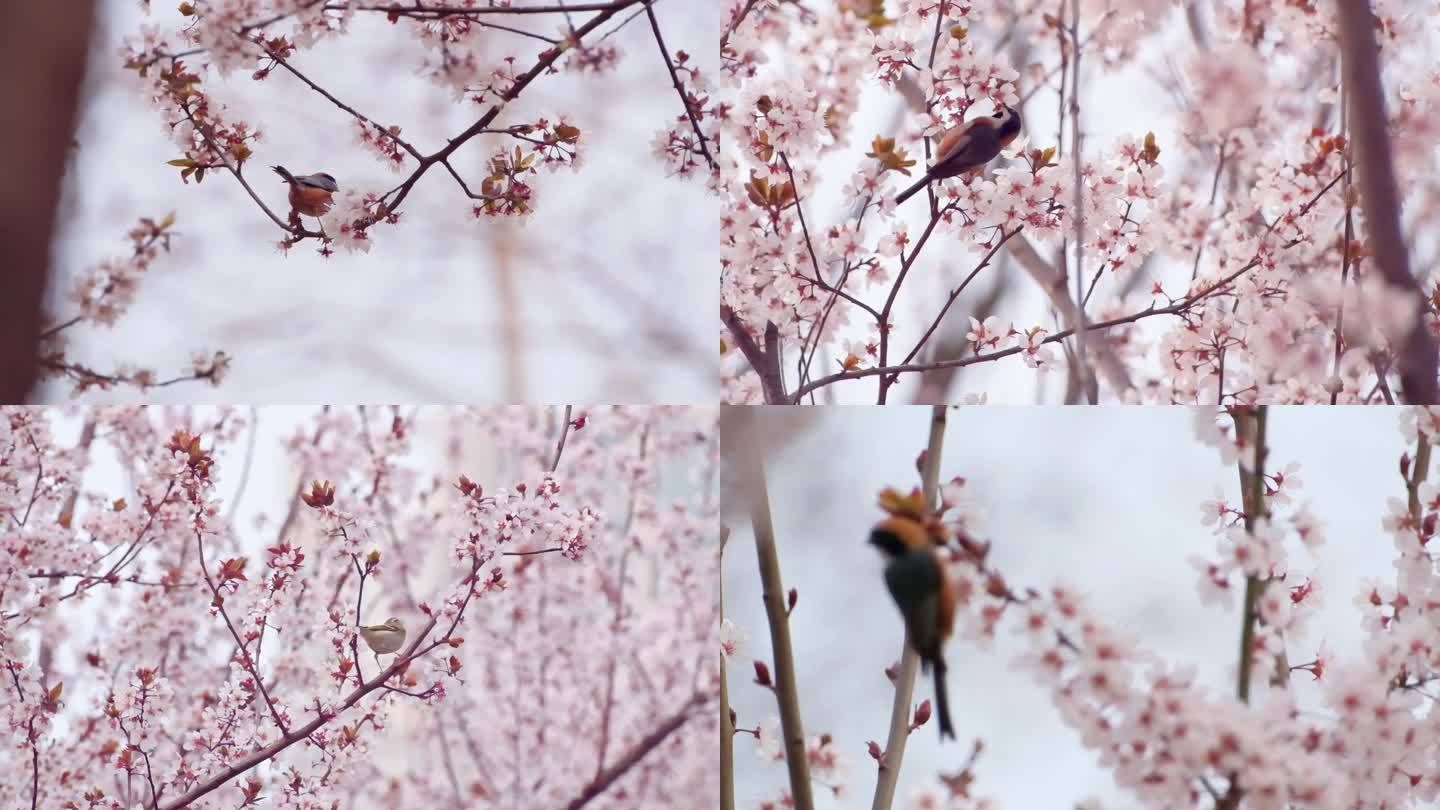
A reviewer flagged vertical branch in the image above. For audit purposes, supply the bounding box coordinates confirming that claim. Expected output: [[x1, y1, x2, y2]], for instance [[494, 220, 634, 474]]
[[1233, 405, 1268, 705], [1329, 71, 1353, 405], [1216, 405, 1270, 810], [870, 405, 948, 810], [722, 305, 788, 404], [747, 448, 813, 807], [1334, 0, 1437, 403], [1067, 0, 1094, 403], [719, 525, 735, 810], [1406, 435, 1431, 520]]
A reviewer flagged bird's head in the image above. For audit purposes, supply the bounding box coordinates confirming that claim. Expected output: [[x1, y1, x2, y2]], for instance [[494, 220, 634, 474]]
[[869, 515, 933, 558], [991, 104, 1023, 142]]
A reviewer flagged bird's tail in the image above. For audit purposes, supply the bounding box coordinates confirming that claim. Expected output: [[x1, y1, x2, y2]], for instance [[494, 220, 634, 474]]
[[933, 655, 955, 740], [894, 174, 931, 206], [271, 164, 296, 184]]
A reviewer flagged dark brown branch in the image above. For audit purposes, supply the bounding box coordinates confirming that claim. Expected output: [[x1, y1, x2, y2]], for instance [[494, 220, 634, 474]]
[[374, 0, 643, 220], [550, 405, 574, 473], [642, 0, 716, 172], [721, 304, 787, 403], [563, 693, 707, 810], [158, 616, 441, 809], [1335, 0, 1437, 403]]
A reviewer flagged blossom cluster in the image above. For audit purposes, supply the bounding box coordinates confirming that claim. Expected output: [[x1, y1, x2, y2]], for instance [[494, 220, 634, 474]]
[[0, 405, 717, 808], [719, 0, 1440, 403], [37, 215, 230, 396], [116, 0, 711, 259]]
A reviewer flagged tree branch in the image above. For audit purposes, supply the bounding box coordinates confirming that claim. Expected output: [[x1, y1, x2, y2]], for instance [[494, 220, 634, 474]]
[[1334, 0, 1437, 403]]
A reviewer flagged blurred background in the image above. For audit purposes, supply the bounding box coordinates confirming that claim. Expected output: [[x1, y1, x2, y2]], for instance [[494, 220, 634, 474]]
[[723, 406, 1408, 806], [22, 1, 716, 403]]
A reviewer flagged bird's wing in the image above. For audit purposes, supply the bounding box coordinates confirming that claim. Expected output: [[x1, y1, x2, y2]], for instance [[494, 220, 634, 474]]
[[884, 553, 944, 661], [934, 124, 975, 165]]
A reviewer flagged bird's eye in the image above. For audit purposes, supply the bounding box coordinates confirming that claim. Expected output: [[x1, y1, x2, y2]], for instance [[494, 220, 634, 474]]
[[992, 110, 1005, 119]]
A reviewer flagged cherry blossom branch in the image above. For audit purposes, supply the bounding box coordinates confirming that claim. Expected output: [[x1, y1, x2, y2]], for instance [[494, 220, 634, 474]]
[[13, 433, 44, 529], [871, 405, 945, 810], [720, 0, 761, 54], [194, 530, 290, 736], [374, 0, 643, 221], [790, 167, 1352, 402], [1001, 235, 1134, 394], [12, 478, 184, 619], [348, 545, 371, 686], [1335, 0, 1437, 404], [26, 571, 194, 589], [349, 2, 631, 14], [642, 0, 716, 173], [899, 227, 1022, 367], [157, 621, 437, 809], [259, 47, 422, 163], [877, 209, 945, 403], [176, 101, 313, 237], [722, 304, 787, 403], [39, 359, 228, 392], [563, 691, 708, 809], [146, 0, 627, 66]]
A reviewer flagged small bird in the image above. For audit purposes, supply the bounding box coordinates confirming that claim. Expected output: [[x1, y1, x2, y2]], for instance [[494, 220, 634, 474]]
[[272, 165, 339, 218], [869, 513, 956, 740], [358, 617, 406, 667], [895, 105, 1023, 206]]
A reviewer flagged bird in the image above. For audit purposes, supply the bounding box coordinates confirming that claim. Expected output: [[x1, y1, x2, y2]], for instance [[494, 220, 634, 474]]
[[869, 513, 956, 740], [895, 105, 1023, 206], [357, 617, 406, 668], [272, 165, 339, 218]]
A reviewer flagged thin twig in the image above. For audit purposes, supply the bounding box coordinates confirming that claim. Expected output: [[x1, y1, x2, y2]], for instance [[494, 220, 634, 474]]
[[642, 0, 716, 172]]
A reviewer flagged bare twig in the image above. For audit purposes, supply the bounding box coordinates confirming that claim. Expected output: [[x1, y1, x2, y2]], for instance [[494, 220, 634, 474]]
[[745, 440, 812, 807]]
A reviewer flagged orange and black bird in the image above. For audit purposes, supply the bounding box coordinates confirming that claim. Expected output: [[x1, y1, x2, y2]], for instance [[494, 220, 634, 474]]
[[272, 165, 339, 218], [870, 513, 956, 740], [895, 105, 1022, 206]]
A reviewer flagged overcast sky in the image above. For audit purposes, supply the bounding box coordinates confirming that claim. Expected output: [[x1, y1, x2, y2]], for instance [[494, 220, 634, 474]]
[[724, 406, 1409, 807]]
